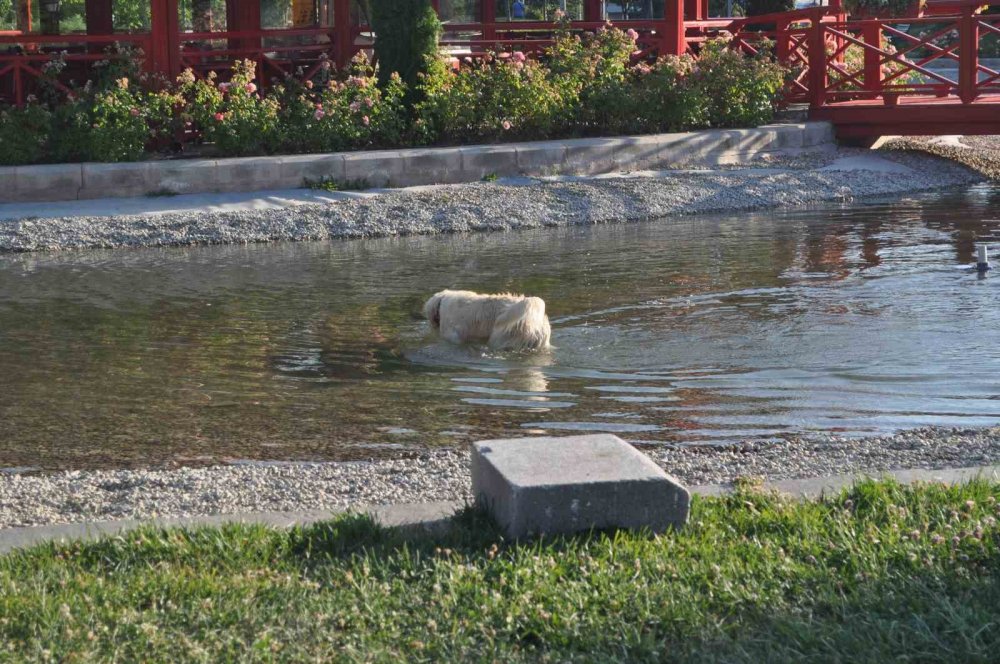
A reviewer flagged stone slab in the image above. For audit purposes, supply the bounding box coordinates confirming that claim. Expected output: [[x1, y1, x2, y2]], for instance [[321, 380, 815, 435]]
[[12, 163, 82, 202], [80, 161, 152, 199], [145, 159, 219, 196], [278, 154, 347, 188], [1, 123, 837, 203], [471, 434, 690, 538], [459, 144, 519, 180], [342, 149, 409, 188]]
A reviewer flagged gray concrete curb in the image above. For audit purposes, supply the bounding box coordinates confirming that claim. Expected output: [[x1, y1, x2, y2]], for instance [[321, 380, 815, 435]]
[[0, 123, 835, 204], [2, 463, 997, 555]]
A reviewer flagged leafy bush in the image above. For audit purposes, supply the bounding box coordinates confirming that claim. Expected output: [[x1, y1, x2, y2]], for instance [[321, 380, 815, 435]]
[[687, 39, 786, 128], [1, 35, 788, 165], [203, 60, 282, 156], [369, 0, 441, 102], [415, 52, 568, 143], [0, 105, 51, 165]]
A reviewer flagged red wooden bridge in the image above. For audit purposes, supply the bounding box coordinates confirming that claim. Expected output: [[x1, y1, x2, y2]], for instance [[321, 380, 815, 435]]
[[3, 0, 1000, 139]]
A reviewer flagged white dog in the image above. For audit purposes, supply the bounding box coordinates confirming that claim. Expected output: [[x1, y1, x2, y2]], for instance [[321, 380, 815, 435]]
[[423, 290, 551, 352]]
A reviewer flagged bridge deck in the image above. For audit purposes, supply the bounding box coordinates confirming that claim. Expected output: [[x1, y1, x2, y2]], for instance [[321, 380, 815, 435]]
[[810, 95, 1000, 138]]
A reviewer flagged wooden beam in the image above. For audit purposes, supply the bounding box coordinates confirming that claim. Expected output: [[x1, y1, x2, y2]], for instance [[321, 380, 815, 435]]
[[663, 0, 685, 55]]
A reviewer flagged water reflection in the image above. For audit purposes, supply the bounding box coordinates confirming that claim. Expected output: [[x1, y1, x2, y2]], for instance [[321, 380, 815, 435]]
[[1, 185, 999, 470]]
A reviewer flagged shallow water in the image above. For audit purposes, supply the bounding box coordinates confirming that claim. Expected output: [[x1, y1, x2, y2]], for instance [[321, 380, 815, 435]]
[[2, 185, 1000, 470]]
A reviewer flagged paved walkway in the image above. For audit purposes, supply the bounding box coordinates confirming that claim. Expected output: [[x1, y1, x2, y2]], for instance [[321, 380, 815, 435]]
[[2, 464, 998, 555]]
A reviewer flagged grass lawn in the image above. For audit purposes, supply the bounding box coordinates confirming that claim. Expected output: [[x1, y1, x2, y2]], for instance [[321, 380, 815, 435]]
[[2, 478, 1000, 662]]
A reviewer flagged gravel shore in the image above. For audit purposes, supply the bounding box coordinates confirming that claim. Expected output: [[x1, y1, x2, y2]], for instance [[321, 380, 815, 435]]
[[0, 148, 980, 252], [2, 426, 999, 530], [885, 135, 1000, 180]]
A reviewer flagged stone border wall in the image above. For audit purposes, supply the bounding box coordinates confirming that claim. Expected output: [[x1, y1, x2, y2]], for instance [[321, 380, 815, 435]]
[[0, 122, 835, 204]]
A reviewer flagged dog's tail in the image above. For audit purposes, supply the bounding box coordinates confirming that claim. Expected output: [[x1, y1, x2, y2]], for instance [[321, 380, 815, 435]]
[[489, 297, 551, 351]]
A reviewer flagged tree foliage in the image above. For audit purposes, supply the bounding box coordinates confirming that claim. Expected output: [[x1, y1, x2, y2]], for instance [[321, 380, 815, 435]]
[[368, 0, 441, 102]]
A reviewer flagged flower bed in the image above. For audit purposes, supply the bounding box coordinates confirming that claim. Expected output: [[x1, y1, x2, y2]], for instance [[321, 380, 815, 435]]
[[0, 26, 787, 167]]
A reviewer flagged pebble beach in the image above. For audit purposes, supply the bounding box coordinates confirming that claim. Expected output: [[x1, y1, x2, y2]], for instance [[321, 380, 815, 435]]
[[2, 426, 1000, 529], [0, 147, 982, 252]]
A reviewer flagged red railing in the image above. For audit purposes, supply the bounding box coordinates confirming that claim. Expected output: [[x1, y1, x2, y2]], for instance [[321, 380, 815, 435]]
[[0, 33, 152, 105]]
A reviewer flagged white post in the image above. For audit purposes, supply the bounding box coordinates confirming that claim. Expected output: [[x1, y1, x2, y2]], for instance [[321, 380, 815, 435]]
[[976, 243, 991, 272]]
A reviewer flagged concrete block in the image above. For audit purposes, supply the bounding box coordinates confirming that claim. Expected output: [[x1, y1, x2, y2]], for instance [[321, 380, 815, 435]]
[[278, 154, 346, 188], [398, 147, 465, 186], [724, 128, 781, 155], [514, 141, 567, 175], [343, 149, 409, 188], [612, 135, 669, 171], [563, 137, 620, 175], [459, 144, 519, 180], [471, 434, 690, 538], [658, 131, 735, 166], [146, 159, 219, 196], [803, 121, 835, 147], [763, 124, 805, 149], [80, 161, 152, 199], [216, 156, 282, 193], [13, 164, 82, 202]]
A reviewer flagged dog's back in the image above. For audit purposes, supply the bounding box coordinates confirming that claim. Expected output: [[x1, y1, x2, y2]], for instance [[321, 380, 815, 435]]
[[423, 290, 550, 351]]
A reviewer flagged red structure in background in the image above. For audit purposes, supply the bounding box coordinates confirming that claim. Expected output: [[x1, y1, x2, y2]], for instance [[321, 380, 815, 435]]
[[4, 0, 1000, 137]]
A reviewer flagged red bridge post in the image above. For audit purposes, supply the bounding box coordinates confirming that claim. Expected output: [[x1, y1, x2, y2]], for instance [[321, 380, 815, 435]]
[[863, 20, 881, 97], [959, 7, 979, 104], [808, 8, 826, 109]]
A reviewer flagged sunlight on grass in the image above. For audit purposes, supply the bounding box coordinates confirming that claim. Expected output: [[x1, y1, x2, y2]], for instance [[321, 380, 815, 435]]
[[1, 479, 999, 662]]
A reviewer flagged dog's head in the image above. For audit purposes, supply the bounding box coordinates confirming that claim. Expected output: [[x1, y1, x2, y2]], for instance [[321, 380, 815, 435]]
[[422, 291, 445, 329]]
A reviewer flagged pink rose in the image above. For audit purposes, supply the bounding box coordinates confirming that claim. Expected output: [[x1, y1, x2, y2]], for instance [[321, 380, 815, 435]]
[[214, 112, 225, 121], [364, 97, 373, 108], [219, 82, 231, 93], [245, 82, 257, 94], [349, 100, 361, 113], [315, 102, 323, 110], [314, 109, 325, 120], [129, 108, 140, 117], [362, 115, 370, 126], [627, 28, 639, 41], [304, 80, 314, 89], [512, 51, 526, 63], [502, 120, 511, 130]]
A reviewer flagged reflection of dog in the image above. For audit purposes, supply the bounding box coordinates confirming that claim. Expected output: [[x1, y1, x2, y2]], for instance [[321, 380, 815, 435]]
[[423, 290, 551, 352]]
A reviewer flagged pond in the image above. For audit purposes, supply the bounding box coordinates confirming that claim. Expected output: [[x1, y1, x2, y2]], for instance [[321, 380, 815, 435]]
[[2, 185, 1000, 471]]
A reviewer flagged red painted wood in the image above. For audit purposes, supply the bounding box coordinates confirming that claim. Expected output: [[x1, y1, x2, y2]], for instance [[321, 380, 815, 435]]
[[959, 8, 978, 103], [663, 0, 685, 55]]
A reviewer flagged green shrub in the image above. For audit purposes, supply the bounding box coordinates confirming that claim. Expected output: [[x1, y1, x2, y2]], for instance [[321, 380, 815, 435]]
[[415, 53, 568, 143], [689, 39, 786, 128], [0, 104, 50, 165], [203, 60, 282, 156], [45, 80, 148, 163], [369, 0, 441, 102], [277, 53, 408, 153]]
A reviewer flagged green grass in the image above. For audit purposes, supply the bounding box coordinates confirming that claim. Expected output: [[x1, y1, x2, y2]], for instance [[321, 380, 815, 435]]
[[2, 479, 1000, 662]]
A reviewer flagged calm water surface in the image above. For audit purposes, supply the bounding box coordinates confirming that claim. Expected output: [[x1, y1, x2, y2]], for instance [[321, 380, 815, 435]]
[[2, 186, 1000, 470]]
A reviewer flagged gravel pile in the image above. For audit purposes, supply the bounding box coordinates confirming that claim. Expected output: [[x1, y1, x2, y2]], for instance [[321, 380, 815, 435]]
[[0, 148, 980, 252], [2, 426, 999, 530], [884, 135, 1000, 180]]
